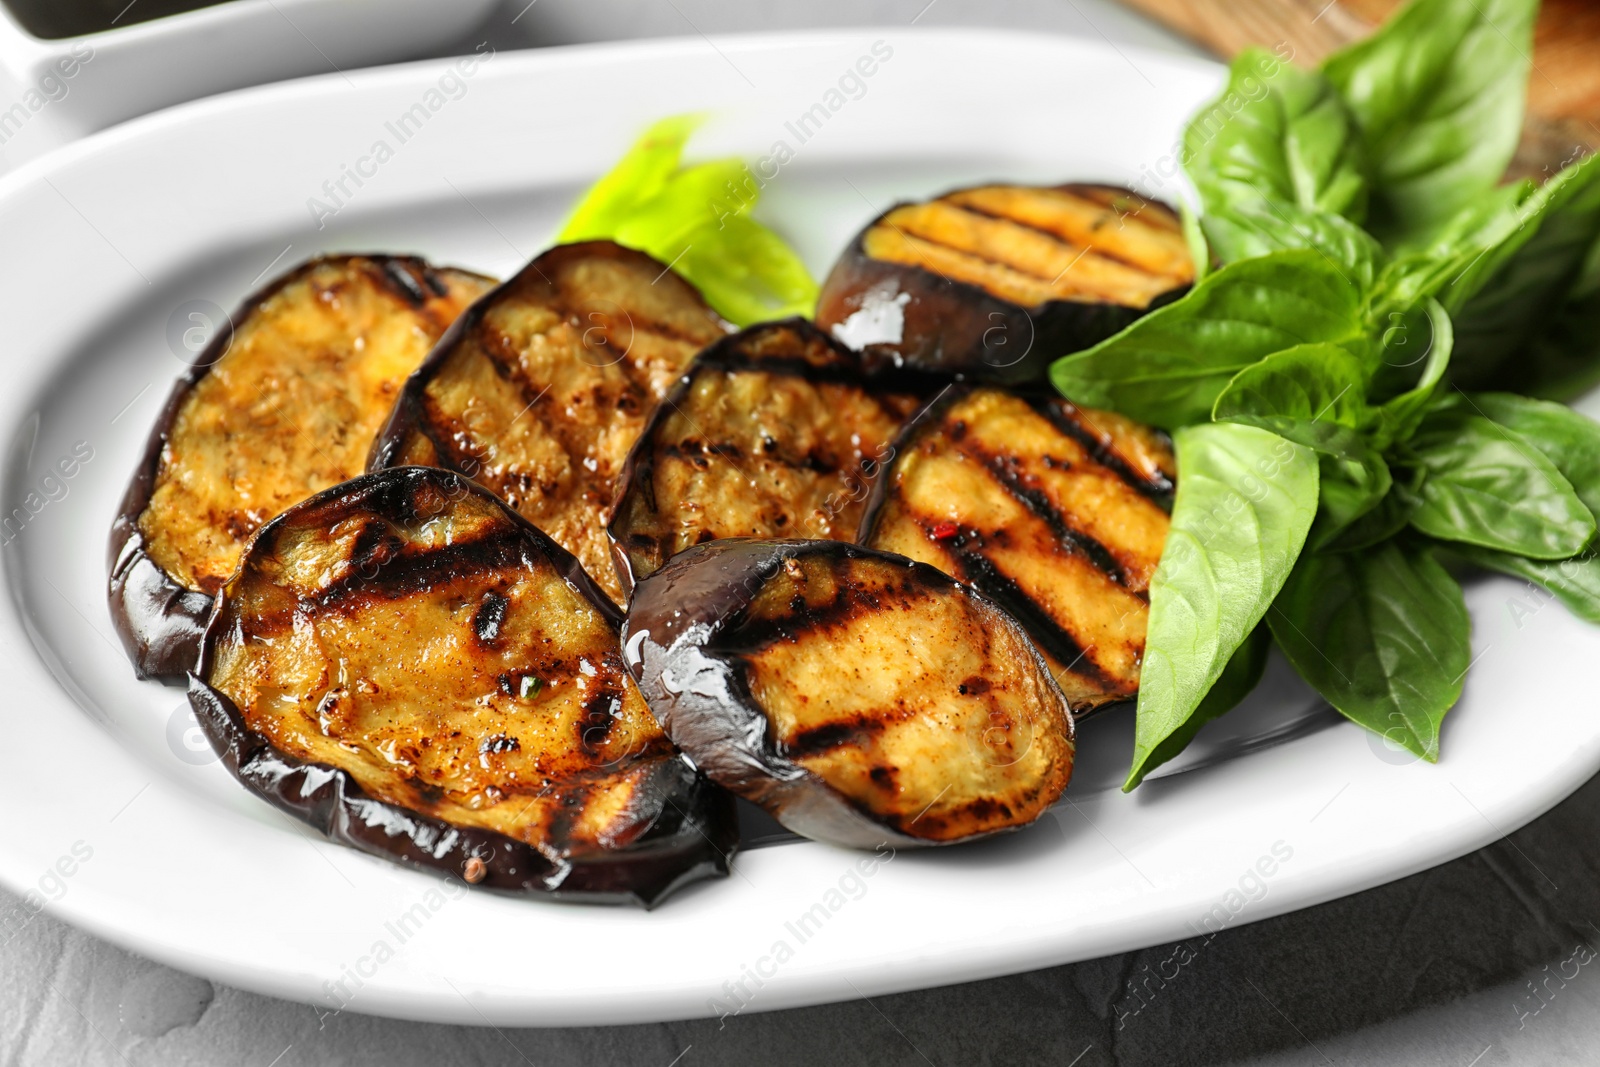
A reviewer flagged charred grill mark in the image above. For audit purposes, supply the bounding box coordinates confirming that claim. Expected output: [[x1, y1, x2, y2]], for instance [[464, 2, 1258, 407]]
[[715, 574, 916, 656], [949, 202, 1087, 255], [658, 440, 753, 466], [886, 204, 1083, 284], [657, 425, 870, 482], [471, 329, 561, 424], [375, 257, 431, 307], [693, 328, 946, 399], [591, 309, 705, 351], [411, 396, 493, 481], [937, 540, 1111, 686], [962, 442, 1130, 589], [1029, 398, 1175, 505], [700, 352, 857, 383], [421, 268, 450, 299], [780, 715, 889, 759], [348, 518, 405, 577], [939, 793, 1013, 825], [472, 591, 510, 646], [948, 197, 1174, 276], [293, 530, 534, 610]]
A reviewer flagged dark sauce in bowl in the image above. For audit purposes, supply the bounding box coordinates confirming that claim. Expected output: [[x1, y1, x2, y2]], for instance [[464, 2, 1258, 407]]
[[4, 0, 232, 39]]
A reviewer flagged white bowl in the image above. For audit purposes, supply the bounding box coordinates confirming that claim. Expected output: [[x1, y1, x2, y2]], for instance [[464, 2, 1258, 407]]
[[0, 0, 501, 171]]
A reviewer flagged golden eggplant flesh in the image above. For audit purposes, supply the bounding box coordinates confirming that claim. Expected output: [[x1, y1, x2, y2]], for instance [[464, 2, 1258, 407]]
[[815, 184, 1194, 383], [190, 466, 736, 905], [859, 387, 1174, 715], [369, 240, 732, 602], [623, 539, 1075, 849], [607, 317, 928, 595], [109, 254, 494, 680]]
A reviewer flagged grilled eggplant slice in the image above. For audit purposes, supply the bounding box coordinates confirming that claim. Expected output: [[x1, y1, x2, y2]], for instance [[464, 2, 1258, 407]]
[[190, 466, 736, 906], [607, 318, 929, 595], [623, 539, 1075, 849], [816, 184, 1194, 383], [109, 254, 494, 681], [369, 240, 733, 602], [859, 387, 1173, 716]]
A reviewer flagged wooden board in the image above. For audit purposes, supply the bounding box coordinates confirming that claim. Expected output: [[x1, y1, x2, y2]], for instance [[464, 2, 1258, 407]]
[[1117, 0, 1600, 179]]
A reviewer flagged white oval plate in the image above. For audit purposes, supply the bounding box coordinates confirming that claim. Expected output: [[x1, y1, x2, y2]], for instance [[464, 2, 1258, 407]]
[[1, 29, 1596, 1028]]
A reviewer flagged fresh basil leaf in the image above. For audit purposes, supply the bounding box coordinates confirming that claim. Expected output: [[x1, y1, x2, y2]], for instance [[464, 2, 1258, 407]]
[[1467, 391, 1600, 520], [1446, 543, 1600, 627], [559, 114, 701, 241], [1269, 541, 1468, 761], [1222, 416, 1369, 462], [1126, 423, 1319, 790], [1211, 342, 1369, 427], [1313, 448, 1394, 548], [1051, 251, 1367, 429], [1368, 298, 1453, 448], [1445, 155, 1600, 388], [1322, 478, 1420, 552], [1124, 625, 1269, 790], [1198, 204, 1381, 287], [1406, 409, 1595, 559], [1322, 0, 1538, 246], [1186, 48, 1368, 221]]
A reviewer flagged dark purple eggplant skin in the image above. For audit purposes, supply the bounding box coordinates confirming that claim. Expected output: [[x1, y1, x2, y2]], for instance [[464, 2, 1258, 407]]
[[107, 254, 491, 683], [188, 466, 738, 907], [621, 538, 1066, 850], [814, 189, 1191, 386]]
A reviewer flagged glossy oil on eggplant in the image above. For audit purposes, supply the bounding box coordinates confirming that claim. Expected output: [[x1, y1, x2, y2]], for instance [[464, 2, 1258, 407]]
[[190, 466, 736, 906], [623, 539, 1075, 849], [816, 184, 1194, 383], [369, 240, 732, 602], [607, 317, 930, 595], [859, 386, 1174, 716], [109, 254, 494, 681]]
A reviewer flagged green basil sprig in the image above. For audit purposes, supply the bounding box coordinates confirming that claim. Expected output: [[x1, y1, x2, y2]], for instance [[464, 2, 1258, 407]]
[[1050, 0, 1600, 786]]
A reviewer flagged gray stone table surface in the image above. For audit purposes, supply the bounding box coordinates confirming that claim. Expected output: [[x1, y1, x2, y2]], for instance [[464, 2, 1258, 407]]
[[4, 1, 1597, 1064]]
